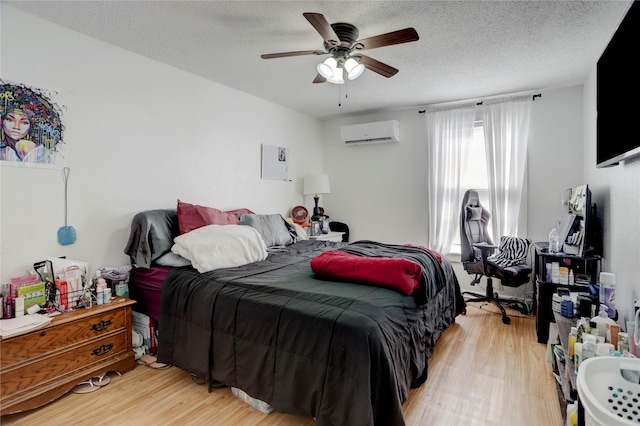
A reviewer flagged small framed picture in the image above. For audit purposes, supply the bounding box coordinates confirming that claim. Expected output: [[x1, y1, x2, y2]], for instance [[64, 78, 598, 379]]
[[311, 221, 321, 236]]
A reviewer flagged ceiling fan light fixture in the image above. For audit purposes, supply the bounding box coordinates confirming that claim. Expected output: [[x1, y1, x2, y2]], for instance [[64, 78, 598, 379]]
[[317, 57, 337, 79], [326, 71, 344, 85], [318, 57, 345, 84], [344, 57, 365, 80]]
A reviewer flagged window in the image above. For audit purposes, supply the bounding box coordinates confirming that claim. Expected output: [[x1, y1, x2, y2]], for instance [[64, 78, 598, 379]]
[[426, 96, 531, 257], [449, 121, 492, 254]]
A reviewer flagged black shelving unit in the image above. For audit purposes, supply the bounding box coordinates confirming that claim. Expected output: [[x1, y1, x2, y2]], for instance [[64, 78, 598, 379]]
[[533, 242, 601, 343]]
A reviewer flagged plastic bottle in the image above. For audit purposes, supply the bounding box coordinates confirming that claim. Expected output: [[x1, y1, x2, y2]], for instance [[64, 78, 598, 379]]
[[103, 288, 112, 304], [567, 402, 578, 426], [591, 305, 615, 338], [576, 317, 587, 343], [582, 334, 598, 361], [599, 272, 616, 318], [96, 285, 104, 305], [568, 326, 578, 361], [93, 271, 101, 294], [96, 277, 107, 303], [618, 332, 630, 354], [548, 228, 560, 253], [4, 295, 13, 319], [574, 341, 583, 372]]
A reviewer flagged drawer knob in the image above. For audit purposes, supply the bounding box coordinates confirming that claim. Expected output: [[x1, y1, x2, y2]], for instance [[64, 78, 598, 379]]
[[91, 319, 112, 331], [91, 343, 113, 356]]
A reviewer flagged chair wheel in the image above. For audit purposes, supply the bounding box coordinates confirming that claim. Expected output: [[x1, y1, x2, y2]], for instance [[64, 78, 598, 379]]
[[502, 316, 511, 325]]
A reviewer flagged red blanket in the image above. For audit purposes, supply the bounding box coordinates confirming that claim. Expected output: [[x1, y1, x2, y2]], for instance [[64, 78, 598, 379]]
[[310, 250, 423, 296]]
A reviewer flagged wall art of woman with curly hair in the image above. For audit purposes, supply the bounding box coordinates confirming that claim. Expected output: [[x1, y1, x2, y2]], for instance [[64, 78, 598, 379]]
[[0, 80, 66, 165]]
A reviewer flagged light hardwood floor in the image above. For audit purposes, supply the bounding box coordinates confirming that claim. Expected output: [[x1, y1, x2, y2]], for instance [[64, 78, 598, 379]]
[[2, 304, 562, 426]]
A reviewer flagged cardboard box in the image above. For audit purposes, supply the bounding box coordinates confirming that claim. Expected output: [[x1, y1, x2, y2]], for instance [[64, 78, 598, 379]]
[[16, 282, 46, 313], [132, 311, 157, 355], [10, 275, 39, 298]]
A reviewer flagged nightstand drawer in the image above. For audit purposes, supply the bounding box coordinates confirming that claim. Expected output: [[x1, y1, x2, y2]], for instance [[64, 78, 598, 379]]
[[1, 308, 127, 367], [1, 330, 128, 397]]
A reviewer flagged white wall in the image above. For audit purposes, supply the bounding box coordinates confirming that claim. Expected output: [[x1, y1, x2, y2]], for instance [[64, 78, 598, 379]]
[[322, 83, 639, 327], [322, 87, 583, 245], [321, 87, 583, 296], [583, 66, 640, 328], [0, 6, 324, 283]]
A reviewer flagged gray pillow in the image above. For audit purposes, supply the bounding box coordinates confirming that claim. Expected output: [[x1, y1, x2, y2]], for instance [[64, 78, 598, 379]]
[[466, 206, 483, 221], [239, 214, 294, 247]]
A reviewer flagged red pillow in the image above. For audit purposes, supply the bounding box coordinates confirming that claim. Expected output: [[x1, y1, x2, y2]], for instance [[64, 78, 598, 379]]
[[177, 200, 254, 234], [310, 250, 422, 296]]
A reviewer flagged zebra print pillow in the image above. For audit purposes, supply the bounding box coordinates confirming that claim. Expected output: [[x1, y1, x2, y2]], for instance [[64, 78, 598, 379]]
[[488, 236, 532, 268]]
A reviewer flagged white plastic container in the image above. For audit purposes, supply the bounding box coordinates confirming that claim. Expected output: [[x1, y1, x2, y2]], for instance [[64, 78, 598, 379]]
[[591, 305, 616, 338], [582, 334, 598, 361], [577, 357, 640, 425]]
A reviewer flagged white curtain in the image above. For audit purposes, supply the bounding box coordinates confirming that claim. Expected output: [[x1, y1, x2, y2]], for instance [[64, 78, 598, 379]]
[[482, 97, 532, 238], [425, 105, 476, 253]]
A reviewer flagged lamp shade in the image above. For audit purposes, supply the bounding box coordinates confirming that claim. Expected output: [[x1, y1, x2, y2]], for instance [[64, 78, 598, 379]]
[[317, 57, 337, 79], [344, 57, 365, 80], [303, 174, 331, 195], [317, 57, 345, 85]]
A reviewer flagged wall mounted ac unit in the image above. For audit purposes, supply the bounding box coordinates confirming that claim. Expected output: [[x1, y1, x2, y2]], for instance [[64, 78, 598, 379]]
[[340, 120, 400, 145]]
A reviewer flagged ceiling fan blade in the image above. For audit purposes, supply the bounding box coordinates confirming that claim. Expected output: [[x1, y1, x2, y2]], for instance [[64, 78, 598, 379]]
[[356, 54, 398, 78], [356, 28, 419, 51], [312, 74, 327, 84], [303, 12, 340, 46], [261, 50, 326, 59]]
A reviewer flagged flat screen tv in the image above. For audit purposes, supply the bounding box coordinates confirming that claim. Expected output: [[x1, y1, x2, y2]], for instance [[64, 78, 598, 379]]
[[597, 0, 640, 168]]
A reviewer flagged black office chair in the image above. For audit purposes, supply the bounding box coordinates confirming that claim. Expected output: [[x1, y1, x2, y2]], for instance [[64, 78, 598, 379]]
[[328, 221, 349, 242], [460, 189, 531, 324]]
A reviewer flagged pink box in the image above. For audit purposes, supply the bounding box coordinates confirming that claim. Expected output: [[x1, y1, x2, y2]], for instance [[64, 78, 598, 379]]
[[10, 275, 39, 298]]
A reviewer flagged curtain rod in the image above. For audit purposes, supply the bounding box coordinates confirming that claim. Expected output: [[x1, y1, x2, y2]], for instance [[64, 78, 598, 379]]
[[418, 93, 541, 114]]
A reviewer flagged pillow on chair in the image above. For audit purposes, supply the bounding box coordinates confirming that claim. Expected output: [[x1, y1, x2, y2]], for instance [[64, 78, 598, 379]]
[[466, 206, 483, 221], [488, 236, 531, 268]]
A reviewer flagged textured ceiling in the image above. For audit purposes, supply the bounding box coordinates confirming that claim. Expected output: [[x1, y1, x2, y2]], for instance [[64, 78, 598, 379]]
[[5, 0, 632, 120]]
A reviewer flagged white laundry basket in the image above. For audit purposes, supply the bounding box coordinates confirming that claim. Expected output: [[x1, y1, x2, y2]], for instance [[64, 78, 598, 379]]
[[577, 357, 640, 425]]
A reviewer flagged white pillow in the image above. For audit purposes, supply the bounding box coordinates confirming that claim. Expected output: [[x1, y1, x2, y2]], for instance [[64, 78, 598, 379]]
[[293, 223, 309, 240], [172, 224, 267, 273]]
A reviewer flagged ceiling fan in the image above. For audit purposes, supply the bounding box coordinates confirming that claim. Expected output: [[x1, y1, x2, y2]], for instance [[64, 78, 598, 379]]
[[261, 13, 419, 84]]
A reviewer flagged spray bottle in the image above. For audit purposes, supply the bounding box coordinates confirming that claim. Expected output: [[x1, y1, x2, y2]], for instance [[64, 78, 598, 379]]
[[599, 272, 616, 319]]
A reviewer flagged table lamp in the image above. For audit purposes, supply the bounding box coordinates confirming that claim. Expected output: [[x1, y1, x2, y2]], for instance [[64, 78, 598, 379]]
[[303, 174, 331, 220]]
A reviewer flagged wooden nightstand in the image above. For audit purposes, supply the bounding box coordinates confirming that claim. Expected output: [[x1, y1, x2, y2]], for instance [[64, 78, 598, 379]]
[[310, 231, 345, 242], [0, 297, 136, 415]]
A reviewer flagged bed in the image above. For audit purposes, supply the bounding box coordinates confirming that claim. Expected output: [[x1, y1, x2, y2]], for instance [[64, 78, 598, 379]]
[[124, 205, 465, 426]]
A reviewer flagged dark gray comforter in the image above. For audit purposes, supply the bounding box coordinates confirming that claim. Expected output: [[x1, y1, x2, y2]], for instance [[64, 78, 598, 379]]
[[157, 240, 464, 426]]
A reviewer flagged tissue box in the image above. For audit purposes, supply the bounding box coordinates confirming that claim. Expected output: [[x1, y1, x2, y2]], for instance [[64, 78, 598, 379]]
[[231, 387, 272, 414]]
